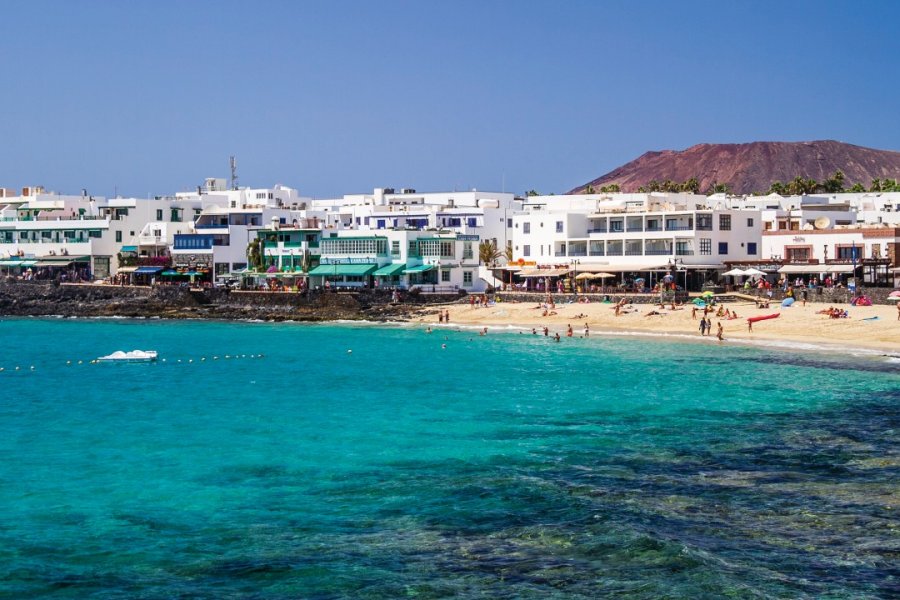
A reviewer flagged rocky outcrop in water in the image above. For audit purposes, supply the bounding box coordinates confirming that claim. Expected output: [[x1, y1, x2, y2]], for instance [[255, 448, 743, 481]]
[[0, 281, 451, 322]]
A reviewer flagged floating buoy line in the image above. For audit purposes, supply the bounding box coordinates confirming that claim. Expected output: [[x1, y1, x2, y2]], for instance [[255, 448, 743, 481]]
[[0, 353, 266, 374]]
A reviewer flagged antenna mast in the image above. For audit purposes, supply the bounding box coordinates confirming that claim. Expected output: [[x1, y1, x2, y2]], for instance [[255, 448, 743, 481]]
[[230, 156, 238, 190]]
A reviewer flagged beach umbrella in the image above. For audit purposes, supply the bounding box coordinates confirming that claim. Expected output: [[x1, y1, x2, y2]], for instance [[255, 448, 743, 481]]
[[701, 290, 714, 297], [888, 290, 900, 298], [887, 295, 900, 303], [692, 298, 706, 306], [781, 297, 794, 307]]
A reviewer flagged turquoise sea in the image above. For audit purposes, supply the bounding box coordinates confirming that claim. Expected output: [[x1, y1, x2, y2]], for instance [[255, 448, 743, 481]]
[[0, 317, 897, 599]]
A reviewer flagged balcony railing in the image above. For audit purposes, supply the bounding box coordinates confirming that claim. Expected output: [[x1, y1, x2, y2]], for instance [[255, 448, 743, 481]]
[[645, 226, 663, 232], [624, 249, 643, 256], [626, 226, 644, 232], [666, 225, 693, 231], [195, 223, 229, 229], [587, 227, 607, 233], [675, 250, 694, 256], [645, 249, 672, 255], [696, 224, 713, 231]]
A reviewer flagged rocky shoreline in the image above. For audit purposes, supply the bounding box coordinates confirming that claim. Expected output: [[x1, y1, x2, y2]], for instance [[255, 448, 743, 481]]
[[0, 281, 454, 322]]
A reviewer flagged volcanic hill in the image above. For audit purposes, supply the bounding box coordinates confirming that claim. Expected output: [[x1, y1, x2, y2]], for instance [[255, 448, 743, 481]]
[[570, 140, 900, 195]]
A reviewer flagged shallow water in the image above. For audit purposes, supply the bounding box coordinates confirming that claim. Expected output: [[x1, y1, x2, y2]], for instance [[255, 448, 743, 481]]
[[0, 318, 897, 598]]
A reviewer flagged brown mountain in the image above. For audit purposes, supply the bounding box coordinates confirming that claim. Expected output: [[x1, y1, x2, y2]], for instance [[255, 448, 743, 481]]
[[570, 140, 900, 195]]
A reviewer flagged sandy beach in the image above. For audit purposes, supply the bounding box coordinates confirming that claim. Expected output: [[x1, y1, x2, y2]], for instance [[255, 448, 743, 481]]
[[414, 297, 900, 354]]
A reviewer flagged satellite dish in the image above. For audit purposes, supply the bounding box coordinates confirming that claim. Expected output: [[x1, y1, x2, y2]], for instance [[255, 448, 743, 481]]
[[814, 216, 831, 229]]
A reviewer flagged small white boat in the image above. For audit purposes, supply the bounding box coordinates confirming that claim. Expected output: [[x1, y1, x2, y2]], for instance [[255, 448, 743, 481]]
[[97, 350, 158, 363]]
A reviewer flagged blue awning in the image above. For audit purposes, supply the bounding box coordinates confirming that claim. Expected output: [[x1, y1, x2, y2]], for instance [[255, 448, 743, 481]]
[[120, 245, 138, 252], [134, 266, 164, 274]]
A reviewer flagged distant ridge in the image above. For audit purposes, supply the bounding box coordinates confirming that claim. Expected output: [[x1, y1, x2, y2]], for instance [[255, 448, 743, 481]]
[[570, 140, 900, 195]]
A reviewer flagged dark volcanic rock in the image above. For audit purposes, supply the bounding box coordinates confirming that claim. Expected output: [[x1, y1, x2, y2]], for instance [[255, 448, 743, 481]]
[[0, 282, 458, 322], [570, 140, 900, 195]]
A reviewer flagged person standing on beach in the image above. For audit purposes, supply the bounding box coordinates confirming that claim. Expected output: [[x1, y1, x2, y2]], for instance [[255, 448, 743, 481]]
[[699, 318, 707, 336], [717, 321, 724, 341], [692, 305, 698, 319], [704, 317, 712, 336]]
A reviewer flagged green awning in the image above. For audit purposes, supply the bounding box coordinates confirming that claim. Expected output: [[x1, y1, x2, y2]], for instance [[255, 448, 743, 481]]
[[308, 263, 378, 276], [19, 260, 37, 267], [403, 264, 435, 274], [373, 263, 406, 276], [0, 260, 22, 266]]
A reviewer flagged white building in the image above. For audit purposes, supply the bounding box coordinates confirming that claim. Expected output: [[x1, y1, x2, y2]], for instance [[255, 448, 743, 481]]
[[510, 193, 763, 289]]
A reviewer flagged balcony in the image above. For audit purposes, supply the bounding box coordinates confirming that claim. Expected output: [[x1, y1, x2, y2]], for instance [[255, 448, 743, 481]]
[[195, 223, 229, 229], [587, 227, 607, 233], [696, 224, 713, 231], [624, 249, 643, 256], [625, 226, 644, 232], [645, 226, 663, 232], [665, 225, 693, 231]]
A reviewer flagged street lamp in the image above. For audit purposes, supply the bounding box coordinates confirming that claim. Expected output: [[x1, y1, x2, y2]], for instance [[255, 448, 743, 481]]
[[570, 259, 580, 298]]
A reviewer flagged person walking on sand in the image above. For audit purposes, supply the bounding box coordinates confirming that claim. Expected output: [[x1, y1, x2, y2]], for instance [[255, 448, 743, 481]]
[[716, 321, 724, 341], [748, 318, 753, 332], [699, 318, 707, 336], [692, 305, 698, 320]]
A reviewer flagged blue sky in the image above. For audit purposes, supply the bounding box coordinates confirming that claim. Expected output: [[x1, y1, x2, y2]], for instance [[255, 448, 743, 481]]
[[2, 0, 898, 198]]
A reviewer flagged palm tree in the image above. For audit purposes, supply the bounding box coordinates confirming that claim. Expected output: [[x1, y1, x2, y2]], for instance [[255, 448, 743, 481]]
[[247, 238, 263, 272], [479, 240, 503, 266]]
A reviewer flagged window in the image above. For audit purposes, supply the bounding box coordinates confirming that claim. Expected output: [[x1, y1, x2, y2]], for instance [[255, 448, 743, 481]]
[[417, 239, 454, 257], [321, 238, 388, 255], [115, 231, 122, 242], [836, 246, 857, 260], [462, 242, 473, 260], [719, 215, 731, 230], [699, 238, 711, 255], [747, 217, 754, 227], [523, 245, 531, 257], [89, 230, 102, 238], [467, 217, 477, 227], [556, 221, 564, 233], [871, 244, 881, 258], [156, 209, 163, 220], [463, 271, 473, 286], [376, 219, 385, 229], [747, 242, 757, 255], [507, 218, 513, 228], [391, 241, 400, 256], [523, 222, 531, 234], [718, 242, 729, 255], [441, 270, 450, 282]]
